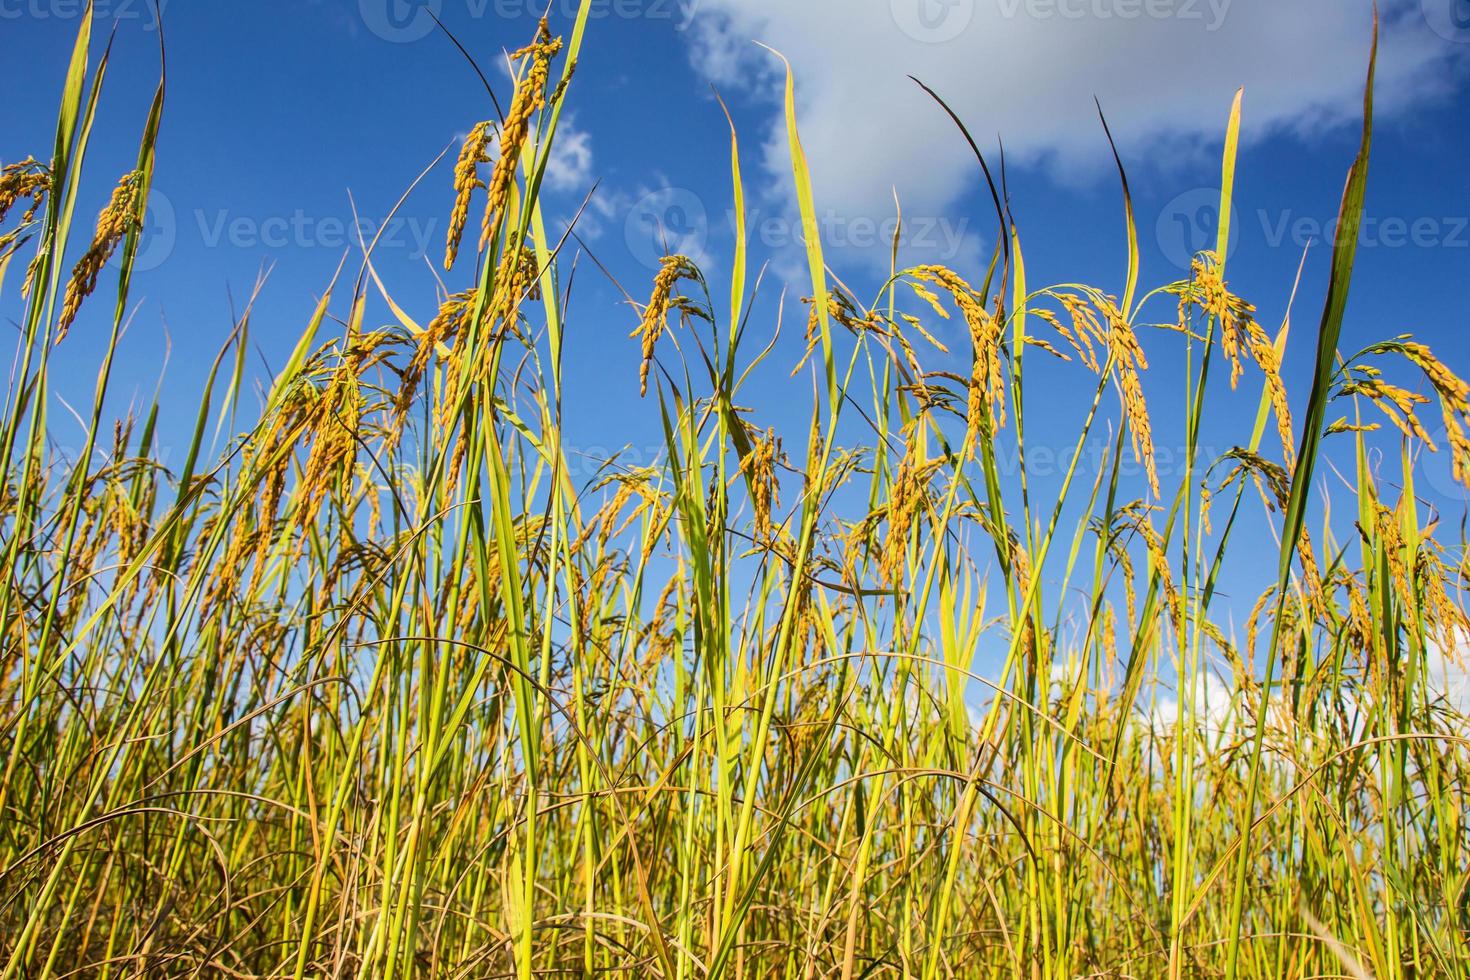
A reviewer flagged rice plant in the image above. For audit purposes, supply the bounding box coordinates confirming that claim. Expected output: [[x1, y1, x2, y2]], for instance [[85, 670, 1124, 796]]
[[2, 5, 1467, 978]]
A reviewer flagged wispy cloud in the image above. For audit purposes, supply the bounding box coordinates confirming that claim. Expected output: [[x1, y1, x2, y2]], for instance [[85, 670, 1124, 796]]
[[683, 1, 1467, 240]]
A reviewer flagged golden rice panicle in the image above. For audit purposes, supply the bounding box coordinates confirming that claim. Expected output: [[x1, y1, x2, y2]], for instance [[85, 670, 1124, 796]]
[[1010, 534, 1033, 602], [1352, 376, 1433, 443], [295, 343, 378, 542], [58, 170, 144, 341], [1114, 539, 1138, 634], [1101, 297, 1159, 498], [633, 254, 699, 397], [1343, 568, 1374, 652], [394, 288, 475, 437], [1184, 251, 1259, 391], [1055, 292, 1104, 372], [1399, 341, 1470, 487], [881, 427, 937, 587], [1399, 340, 1470, 404], [1419, 540, 1470, 654], [1218, 449, 1323, 611], [1244, 585, 1277, 668], [1138, 510, 1183, 640], [1220, 449, 1290, 514], [1100, 603, 1118, 662], [791, 298, 825, 377], [1008, 537, 1038, 655], [839, 512, 878, 590], [1034, 304, 1098, 373], [1447, 419, 1470, 488], [1246, 320, 1296, 465], [0, 157, 50, 230], [590, 472, 646, 551], [1296, 526, 1327, 621], [1339, 340, 1470, 484], [793, 289, 880, 376], [740, 424, 781, 544], [481, 19, 564, 252], [908, 265, 1005, 458], [1372, 502, 1415, 614], [492, 242, 541, 329], [445, 121, 492, 271]]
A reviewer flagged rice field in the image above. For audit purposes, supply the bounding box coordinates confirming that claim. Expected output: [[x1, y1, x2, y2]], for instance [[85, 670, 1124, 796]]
[[2, 6, 1468, 978]]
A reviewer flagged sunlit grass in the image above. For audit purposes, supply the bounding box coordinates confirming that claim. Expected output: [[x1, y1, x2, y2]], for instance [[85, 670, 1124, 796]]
[[2, 6, 1467, 978]]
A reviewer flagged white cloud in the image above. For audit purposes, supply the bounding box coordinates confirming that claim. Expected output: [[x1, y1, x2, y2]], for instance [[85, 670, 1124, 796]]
[[1140, 631, 1470, 754], [557, 177, 721, 278], [1147, 668, 1238, 743], [487, 59, 594, 195], [545, 118, 595, 192], [683, 0, 1466, 243], [1426, 630, 1470, 718], [449, 113, 594, 195]]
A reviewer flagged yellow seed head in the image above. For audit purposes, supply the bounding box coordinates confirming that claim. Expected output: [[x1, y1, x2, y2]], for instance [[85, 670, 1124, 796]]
[[740, 425, 781, 543], [633, 254, 699, 397], [909, 265, 1005, 458], [1100, 298, 1159, 498], [57, 170, 144, 341], [481, 20, 564, 252], [1246, 321, 1295, 466], [0, 157, 50, 230], [446, 121, 493, 271]]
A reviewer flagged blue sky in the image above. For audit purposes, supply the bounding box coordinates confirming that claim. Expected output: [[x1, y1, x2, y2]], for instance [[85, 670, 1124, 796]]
[[3, 0, 1470, 609]]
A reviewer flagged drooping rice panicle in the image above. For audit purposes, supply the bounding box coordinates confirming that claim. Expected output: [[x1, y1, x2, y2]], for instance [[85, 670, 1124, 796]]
[[480, 20, 563, 252], [632, 254, 702, 397], [445, 121, 493, 270], [56, 170, 143, 340]]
